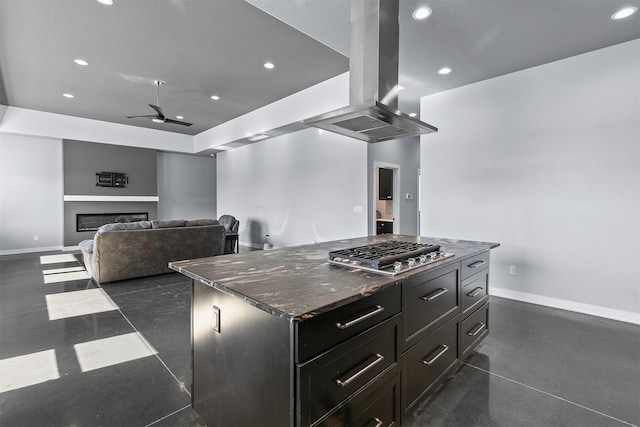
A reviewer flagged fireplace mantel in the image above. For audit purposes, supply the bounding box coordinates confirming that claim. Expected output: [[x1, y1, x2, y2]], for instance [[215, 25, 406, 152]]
[[64, 195, 159, 202]]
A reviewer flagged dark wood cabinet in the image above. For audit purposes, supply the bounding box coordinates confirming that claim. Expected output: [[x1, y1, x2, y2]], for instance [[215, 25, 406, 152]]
[[296, 285, 401, 362], [402, 263, 459, 351], [316, 371, 401, 427], [297, 315, 400, 426], [462, 269, 488, 316], [379, 168, 393, 200], [458, 252, 491, 362], [190, 249, 492, 426], [192, 281, 293, 426], [460, 302, 489, 360], [402, 315, 459, 411], [377, 220, 393, 235]]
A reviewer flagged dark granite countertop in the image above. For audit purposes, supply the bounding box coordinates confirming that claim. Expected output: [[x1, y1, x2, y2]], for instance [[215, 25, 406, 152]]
[[170, 234, 499, 322]]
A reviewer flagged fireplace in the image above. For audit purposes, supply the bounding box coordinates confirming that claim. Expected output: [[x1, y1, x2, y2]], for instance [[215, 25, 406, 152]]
[[76, 212, 149, 232]]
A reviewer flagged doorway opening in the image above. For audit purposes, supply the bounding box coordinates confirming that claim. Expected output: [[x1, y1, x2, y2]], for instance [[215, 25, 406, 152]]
[[372, 161, 400, 235]]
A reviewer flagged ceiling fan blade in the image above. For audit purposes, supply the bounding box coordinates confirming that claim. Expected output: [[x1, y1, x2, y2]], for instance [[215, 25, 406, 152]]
[[163, 118, 193, 126], [127, 114, 160, 119], [149, 104, 165, 118]]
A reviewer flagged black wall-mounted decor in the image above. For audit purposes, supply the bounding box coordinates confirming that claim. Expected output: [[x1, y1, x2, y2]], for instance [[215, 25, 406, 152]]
[[96, 172, 128, 188]]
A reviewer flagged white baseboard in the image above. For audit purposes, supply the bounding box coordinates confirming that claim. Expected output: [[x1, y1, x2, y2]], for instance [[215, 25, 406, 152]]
[[0, 246, 63, 256], [490, 287, 640, 325], [239, 241, 265, 250]]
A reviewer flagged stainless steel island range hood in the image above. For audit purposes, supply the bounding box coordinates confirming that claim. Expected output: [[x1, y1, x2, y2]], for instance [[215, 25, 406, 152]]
[[303, 0, 437, 143]]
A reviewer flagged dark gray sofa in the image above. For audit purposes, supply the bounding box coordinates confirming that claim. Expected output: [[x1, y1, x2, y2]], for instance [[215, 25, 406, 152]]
[[79, 219, 225, 284]]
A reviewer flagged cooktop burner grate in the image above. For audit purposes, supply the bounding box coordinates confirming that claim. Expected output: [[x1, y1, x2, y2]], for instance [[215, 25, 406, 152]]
[[329, 240, 441, 270]]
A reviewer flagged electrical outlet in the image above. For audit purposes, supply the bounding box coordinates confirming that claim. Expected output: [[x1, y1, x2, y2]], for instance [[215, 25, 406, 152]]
[[509, 265, 517, 275], [34, 235, 39, 241], [212, 306, 220, 333], [353, 206, 363, 213]]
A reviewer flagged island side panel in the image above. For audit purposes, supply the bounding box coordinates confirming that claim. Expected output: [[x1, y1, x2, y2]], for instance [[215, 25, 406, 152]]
[[192, 279, 294, 426]]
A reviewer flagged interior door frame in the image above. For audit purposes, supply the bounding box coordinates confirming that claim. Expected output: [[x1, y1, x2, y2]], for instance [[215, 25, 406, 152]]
[[372, 161, 401, 235]]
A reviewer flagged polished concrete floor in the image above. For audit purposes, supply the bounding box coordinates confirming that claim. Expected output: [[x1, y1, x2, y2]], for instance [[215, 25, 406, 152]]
[[1, 251, 638, 427]]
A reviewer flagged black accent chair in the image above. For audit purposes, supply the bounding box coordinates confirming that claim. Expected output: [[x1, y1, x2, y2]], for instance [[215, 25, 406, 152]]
[[218, 215, 240, 254]]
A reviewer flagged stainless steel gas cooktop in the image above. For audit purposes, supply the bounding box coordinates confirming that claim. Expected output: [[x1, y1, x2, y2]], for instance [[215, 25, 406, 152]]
[[328, 240, 454, 276]]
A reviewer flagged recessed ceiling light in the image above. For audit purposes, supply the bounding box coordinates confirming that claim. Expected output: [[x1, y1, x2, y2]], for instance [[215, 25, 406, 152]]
[[74, 58, 88, 66], [437, 67, 453, 75], [611, 6, 637, 20], [248, 134, 269, 142], [176, 115, 184, 120], [63, 93, 74, 98], [409, 113, 417, 117], [264, 62, 275, 69], [211, 95, 220, 100], [412, 7, 432, 20], [96, 0, 113, 5]]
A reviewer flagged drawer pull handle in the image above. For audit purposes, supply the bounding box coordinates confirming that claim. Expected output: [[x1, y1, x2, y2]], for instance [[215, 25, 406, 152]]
[[422, 344, 449, 366], [467, 322, 486, 337], [421, 287, 448, 302], [468, 260, 486, 269], [467, 287, 484, 298], [335, 353, 384, 387], [335, 305, 384, 330], [368, 417, 384, 427]]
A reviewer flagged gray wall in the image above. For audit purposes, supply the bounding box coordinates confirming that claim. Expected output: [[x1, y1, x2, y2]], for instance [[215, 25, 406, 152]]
[[157, 152, 216, 220], [63, 139, 158, 245], [367, 137, 420, 236], [0, 133, 63, 254], [420, 39, 639, 319], [64, 139, 157, 196], [217, 128, 368, 248]]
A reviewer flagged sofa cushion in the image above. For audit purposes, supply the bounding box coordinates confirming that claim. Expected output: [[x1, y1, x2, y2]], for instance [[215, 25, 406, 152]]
[[185, 219, 219, 227], [151, 219, 186, 229], [96, 221, 152, 236], [79, 239, 94, 254]]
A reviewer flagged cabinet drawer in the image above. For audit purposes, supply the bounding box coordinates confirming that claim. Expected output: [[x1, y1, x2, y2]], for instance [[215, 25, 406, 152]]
[[461, 251, 490, 280], [401, 315, 459, 411], [297, 284, 400, 362], [461, 269, 489, 315], [402, 263, 459, 348], [317, 371, 400, 427], [298, 315, 400, 427], [460, 302, 489, 359]]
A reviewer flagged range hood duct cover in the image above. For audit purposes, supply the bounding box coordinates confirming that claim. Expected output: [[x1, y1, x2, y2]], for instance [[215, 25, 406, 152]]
[[303, 0, 437, 143]]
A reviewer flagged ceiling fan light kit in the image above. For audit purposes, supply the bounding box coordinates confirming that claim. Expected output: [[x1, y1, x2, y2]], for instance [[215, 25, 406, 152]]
[[126, 80, 192, 126]]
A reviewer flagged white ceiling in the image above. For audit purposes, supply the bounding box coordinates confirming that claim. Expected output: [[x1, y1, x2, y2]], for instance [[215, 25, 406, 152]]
[[1, 0, 638, 139]]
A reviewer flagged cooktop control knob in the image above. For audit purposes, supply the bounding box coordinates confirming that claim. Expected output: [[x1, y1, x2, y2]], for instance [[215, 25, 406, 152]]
[[419, 254, 427, 263], [393, 261, 403, 272], [407, 257, 416, 267]]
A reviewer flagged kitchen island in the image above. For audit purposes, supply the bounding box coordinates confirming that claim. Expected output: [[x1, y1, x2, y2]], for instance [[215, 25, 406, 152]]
[[170, 234, 499, 427]]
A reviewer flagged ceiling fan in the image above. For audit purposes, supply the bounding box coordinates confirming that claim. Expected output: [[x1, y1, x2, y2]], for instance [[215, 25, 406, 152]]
[[127, 80, 192, 126]]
